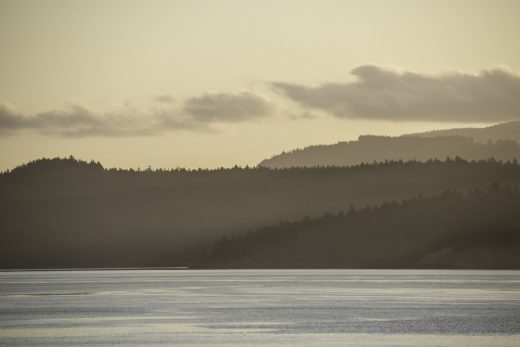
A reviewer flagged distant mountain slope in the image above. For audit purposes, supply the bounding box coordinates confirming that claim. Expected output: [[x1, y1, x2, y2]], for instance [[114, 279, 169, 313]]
[[259, 135, 520, 168], [200, 185, 520, 269], [3, 157, 520, 268], [404, 121, 520, 142]]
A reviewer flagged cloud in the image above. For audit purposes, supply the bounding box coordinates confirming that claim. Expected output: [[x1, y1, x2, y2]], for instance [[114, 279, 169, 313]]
[[0, 101, 205, 137], [184, 91, 274, 122], [0, 102, 24, 130], [272, 65, 520, 122], [31, 103, 103, 131], [0, 91, 274, 137], [154, 94, 175, 104]]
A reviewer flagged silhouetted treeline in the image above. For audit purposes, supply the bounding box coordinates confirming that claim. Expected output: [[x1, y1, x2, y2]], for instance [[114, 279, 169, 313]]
[[200, 184, 520, 269], [2, 157, 520, 268], [260, 135, 520, 168]]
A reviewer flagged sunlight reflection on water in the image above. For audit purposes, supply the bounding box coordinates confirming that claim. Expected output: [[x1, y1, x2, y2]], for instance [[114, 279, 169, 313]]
[[1, 269, 519, 346]]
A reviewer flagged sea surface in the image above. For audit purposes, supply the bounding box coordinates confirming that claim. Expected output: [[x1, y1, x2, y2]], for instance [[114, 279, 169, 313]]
[[0, 269, 519, 346]]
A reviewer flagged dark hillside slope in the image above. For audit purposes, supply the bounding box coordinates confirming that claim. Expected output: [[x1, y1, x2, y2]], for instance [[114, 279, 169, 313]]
[[201, 186, 520, 269], [2, 157, 520, 268], [260, 136, 520, 168], [406, 121, 520, 143]]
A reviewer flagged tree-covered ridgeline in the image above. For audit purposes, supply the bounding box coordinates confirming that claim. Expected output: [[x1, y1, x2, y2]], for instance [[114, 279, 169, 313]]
[[260, 135, 520, 168], [2, 157, 520, 268], [201, 184, 520, 269]]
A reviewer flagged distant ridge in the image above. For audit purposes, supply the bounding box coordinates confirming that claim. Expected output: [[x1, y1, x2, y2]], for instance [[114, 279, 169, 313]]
[[200, 185, 520, 269], [3, 157, 520, 268], [260, 135, 520, 169], [403, 121, 520, 142]]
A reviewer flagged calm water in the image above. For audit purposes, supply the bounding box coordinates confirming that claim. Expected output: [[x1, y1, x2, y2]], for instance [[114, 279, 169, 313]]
[[1, 269, 519, 346]]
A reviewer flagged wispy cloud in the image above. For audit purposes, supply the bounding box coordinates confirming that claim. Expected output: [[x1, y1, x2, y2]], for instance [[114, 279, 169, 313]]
[[184, 91, 274, 122], [272, 65, 520, 122], [4, 65, 519, 137], [154, 94, 176, 104], [0, 91, 274, 137], [0, 101, 191, 137]]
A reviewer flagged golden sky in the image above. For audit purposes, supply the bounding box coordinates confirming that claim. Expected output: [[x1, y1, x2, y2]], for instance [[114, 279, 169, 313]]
[[1, 0, 519, 170]]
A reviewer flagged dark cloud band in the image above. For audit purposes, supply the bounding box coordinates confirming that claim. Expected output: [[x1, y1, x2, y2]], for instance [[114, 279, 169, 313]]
[[0, 91, 273, 137], [184, 91, 274, 122], [272, 65, 520, 122]]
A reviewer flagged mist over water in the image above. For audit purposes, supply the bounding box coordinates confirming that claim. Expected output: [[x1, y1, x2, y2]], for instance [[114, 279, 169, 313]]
[[1, 269, 519, 346]]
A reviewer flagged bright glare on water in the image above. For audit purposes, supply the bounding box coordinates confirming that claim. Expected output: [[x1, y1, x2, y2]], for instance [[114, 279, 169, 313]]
[[1, 269, 520, 346]]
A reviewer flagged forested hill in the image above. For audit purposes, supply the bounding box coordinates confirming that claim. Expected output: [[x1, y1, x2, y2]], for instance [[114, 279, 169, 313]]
[[2, 157, 520, 268], [259, 136, 520, 169], [406, 121, 520, 143], [200, 185, 520, 269]]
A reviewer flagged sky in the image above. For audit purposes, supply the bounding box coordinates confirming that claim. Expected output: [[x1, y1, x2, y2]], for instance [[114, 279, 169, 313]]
[[1, 0, 519, 170]]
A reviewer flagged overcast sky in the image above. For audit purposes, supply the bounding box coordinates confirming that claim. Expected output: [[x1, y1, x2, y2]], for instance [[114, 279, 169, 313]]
[[1, 0, 519, 170]]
